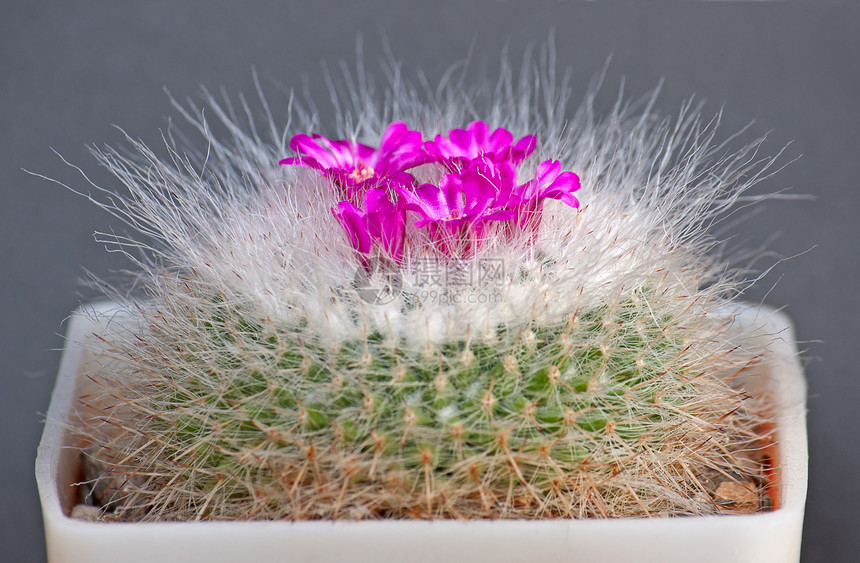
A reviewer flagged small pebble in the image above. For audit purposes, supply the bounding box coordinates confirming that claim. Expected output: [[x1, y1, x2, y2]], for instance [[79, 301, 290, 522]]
[[71, 504, 102, 521], [714, 481, 759, 513]]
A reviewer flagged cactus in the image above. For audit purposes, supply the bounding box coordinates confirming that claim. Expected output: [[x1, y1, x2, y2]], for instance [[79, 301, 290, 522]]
[[71, 61, 778, 521]]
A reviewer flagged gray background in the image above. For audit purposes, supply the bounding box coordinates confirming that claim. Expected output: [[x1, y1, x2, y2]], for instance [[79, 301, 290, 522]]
[[2, 1, 857, 561]]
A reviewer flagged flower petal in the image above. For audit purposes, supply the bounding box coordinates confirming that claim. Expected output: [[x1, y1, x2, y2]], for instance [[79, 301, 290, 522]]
[[512, 135, 538, 163], [542, 171, 581, 208], [364, 188, 406, 259], [333, 201, 372, 254], [487, 127, 514, 154], [289, 134, 349, 169], [397, 183, 451, 221], [278, 156, 325, 171]]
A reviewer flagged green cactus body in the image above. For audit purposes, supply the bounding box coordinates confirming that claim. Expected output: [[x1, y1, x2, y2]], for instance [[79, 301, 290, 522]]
[[85, 282, 766, 520], [72, 62, 778, 521]]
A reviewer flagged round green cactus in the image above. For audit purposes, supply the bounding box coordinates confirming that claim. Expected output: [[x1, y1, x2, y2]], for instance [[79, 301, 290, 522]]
[[84, 279, 768, 520], [74, 61, 776, 521]]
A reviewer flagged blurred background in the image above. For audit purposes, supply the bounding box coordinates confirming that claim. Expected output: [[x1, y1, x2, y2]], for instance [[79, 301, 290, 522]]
[[2, 1, 857, 560]]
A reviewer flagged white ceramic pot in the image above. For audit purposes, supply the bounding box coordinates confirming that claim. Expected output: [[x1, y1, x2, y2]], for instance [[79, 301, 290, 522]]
[[36, 301, 807, 563]]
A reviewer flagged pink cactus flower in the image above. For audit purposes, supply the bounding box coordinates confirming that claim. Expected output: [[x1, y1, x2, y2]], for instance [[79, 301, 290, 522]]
[[396, 158, 516, 253], [283, 121, 581, 259], [281, 121, 427, 202], [423, 121, 537, 171], [332, 188, 406, 261], [510, 160, 581, 232]]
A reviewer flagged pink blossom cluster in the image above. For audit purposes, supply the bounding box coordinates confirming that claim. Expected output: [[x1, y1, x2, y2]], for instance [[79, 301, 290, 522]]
[[280, 121, 580, 260]]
